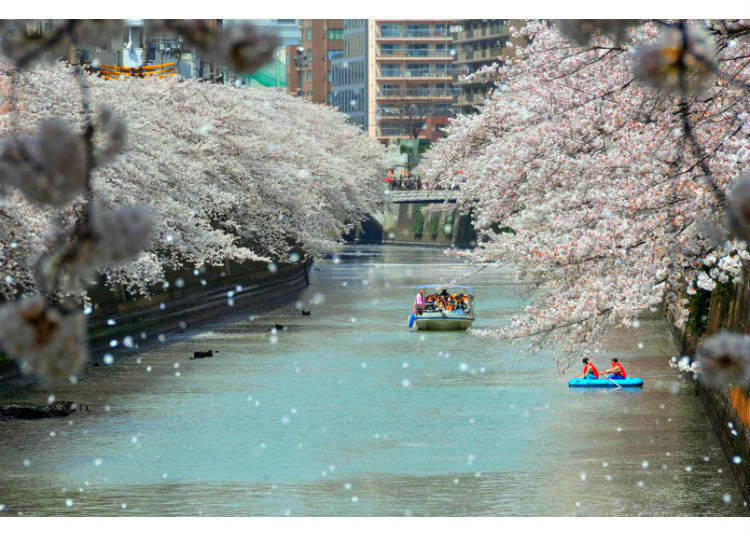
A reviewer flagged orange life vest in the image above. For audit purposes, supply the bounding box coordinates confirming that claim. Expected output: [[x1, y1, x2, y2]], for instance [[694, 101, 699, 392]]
[[584, 362, 599, 376]]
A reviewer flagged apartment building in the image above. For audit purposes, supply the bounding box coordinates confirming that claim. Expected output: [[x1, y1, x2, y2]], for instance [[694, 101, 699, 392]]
[[330, 20, 369, 131], [286, 19, 344, 103], [451, 19, 525, 114], [368, 20, 456, 144]]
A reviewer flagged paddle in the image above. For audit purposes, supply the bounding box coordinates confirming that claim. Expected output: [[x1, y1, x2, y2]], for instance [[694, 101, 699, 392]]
[[600, 374, 622, 389]]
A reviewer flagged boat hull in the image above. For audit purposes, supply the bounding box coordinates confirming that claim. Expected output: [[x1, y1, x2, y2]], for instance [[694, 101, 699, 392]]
[[415, 313, 473, 331], [568, 378, 644, 388]]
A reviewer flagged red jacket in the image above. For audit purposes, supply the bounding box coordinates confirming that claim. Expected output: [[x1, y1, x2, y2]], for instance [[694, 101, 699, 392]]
[[611, 362, 626, 377], [584, 363, 599, 376]]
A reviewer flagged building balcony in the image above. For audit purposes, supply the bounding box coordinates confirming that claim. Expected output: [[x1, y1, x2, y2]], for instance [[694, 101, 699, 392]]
[[377, 69, 456, 80], [376, 88, 459, 99], [377, 110, 454, 120], [376, 49, 452, 60], [455, 47, 505, 63], [376, 29, 450, 39], [453, 25, 508, 43]]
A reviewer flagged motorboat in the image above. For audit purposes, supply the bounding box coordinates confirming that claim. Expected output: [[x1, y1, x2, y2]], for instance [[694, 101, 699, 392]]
[[412, 285, 475, 331]]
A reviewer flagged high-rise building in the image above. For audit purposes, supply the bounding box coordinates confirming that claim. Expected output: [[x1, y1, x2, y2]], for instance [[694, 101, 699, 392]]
[[451, 19, 525, 115], [286, 19, 344, 103], [367, 20, 456, 145], [330, 20, 369, 131]]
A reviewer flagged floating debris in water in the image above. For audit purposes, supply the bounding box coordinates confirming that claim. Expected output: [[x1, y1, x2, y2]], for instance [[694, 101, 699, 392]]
[[103, 354, 114, 365]]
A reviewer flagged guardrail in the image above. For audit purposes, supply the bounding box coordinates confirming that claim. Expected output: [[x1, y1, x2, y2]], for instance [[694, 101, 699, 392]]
[[378, 49, 452, 58], [376, 88, 460, 98], [378, 29, 450, 39], [378, 70, 456, 78]]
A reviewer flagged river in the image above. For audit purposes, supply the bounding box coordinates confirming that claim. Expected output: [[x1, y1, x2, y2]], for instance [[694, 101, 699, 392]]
[[0, 245, 746, 516]]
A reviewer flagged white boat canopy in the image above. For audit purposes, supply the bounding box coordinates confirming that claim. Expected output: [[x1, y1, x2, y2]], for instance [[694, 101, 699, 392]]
[[416, 284, 475, 295]]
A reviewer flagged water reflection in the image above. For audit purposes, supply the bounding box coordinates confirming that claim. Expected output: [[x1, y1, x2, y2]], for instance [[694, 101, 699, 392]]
[[0, 246, 746, 516]]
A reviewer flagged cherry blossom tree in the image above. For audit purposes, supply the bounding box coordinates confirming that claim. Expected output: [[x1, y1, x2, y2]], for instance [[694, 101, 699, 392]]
[[0, 20, 389, 382], [420, 20, 750, 371]]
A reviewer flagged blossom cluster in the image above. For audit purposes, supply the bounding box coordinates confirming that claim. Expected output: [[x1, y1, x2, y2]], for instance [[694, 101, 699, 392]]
[[0, 23, 388, 381], [0, 62, 388, 300], [418, 20, 750, 366]]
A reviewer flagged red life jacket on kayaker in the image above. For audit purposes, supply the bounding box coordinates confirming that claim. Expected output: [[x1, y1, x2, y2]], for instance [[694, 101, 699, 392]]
[[584, 362, 599, 376], [611, 361, 626, 377]]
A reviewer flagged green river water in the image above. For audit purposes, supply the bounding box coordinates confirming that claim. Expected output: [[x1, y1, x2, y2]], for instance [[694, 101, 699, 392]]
[[0, 245, 746, 516]]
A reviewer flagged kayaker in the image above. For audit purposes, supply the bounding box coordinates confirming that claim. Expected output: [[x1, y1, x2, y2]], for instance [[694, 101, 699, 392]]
[[581, 357, 599, 379], [600, 358, 627, 379]]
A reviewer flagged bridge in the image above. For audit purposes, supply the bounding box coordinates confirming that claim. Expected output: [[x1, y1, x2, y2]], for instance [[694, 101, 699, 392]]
[[354, 189, 474, 247], [384, 190, 459, 203]]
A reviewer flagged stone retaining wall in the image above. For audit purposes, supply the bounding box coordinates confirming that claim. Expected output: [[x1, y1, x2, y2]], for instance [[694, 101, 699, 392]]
[[668, 277, 750, 506], [0, 259, 311, 384]]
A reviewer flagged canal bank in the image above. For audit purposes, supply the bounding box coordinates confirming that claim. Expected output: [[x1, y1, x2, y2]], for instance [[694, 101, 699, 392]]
[[0, 259, 312, 385], [0, 245, 744, 516], [668, 271, 750, 506]]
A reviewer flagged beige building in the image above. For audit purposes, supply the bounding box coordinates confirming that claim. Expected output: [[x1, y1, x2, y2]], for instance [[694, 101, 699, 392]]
[[451, 19, 525, 114], [367, 20, 455, 145]]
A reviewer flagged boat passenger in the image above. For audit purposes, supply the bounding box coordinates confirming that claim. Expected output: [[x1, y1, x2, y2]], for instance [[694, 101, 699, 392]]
[[416, 288, 425, 314], [600, 358, 627, 379], [581, 357, 599, 379]]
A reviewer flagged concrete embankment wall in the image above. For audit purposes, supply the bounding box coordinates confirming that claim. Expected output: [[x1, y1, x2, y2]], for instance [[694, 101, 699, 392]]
[[0, 259, 311, 383], [669, 278, 750, 505]]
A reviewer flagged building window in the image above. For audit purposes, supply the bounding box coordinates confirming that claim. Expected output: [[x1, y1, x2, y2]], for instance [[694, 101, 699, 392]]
[[328, 50, 344, 61], [327, 29, 344, 40], [305, 28, 312, 41], [380, 23, 400, 37], [407, 24, 428, 38], [406, 63, 428, 77], [407, 44, 428, 57], [381, 63, 401, 77]]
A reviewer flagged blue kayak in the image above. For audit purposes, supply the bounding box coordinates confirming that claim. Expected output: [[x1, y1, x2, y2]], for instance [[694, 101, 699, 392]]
[[569, 377, 644, 388]]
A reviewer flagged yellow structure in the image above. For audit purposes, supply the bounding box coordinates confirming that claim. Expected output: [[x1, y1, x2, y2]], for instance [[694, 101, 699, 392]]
[[98, 62, 178, 80]]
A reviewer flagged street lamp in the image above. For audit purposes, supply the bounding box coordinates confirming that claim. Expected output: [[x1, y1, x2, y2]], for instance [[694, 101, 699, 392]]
[[294, 46, 306, 97]]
